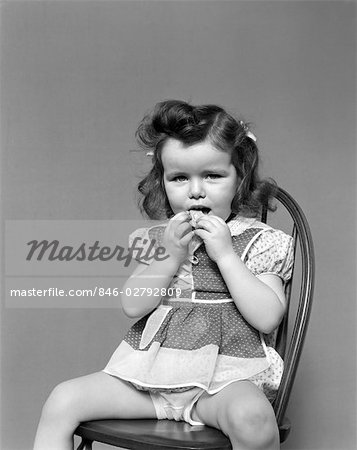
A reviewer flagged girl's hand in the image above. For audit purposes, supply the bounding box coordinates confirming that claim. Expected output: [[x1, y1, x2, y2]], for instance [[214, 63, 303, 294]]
[[194, 215, 234, 263], [162, 211, 194, 265]]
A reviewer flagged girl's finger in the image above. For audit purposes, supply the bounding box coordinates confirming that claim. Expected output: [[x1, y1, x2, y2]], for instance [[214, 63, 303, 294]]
[[195, 216, 220, 230], [194, 220, 214, 232], [193, 228, 210, 240], [176, 221, 192, 238], [170, 211, 190, 226], [202, 214, 226, 225], [174, 210, 190, 220], [180, 230, 195, 247], [197, 215, 227, 230]]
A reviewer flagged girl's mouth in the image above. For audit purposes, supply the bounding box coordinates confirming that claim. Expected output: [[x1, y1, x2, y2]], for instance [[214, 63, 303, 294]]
[[189, 207, 210, 215]]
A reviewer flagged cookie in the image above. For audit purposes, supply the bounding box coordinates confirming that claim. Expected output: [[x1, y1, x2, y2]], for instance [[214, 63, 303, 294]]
[[188, 210, 205, 228]]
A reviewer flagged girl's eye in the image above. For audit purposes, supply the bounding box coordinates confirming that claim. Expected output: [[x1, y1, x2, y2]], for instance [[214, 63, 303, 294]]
[[173, 176, 187, 182], [206, 173, 222, 179]]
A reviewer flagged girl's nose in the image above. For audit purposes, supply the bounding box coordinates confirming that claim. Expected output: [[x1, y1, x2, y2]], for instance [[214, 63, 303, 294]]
[[189, 179, 205, 199]]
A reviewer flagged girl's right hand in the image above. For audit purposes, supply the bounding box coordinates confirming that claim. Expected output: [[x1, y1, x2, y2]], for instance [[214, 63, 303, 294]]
[[162, 211, 193, 265]]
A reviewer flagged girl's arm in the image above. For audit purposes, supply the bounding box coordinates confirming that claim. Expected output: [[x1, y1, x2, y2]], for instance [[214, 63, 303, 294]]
[[121, 211, 193, 318], [217, 254, 286, 334], [121, 256, 180, 318], [195, 215, 286, 334]]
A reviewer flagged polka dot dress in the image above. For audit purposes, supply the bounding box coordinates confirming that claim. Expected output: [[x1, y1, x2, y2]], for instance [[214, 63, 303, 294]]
[[103, 216, 294, 400]]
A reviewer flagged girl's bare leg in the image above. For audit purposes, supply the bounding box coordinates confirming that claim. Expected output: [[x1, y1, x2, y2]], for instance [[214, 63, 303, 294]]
[[193, 381, 279, 450], [34, 371, 156, 450]]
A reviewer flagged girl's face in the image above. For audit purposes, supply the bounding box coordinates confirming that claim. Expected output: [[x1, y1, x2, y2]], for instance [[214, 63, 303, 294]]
[[162, 138, 239, 221]]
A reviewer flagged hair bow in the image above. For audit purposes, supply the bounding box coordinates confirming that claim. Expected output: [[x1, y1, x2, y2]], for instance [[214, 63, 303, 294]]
[[239, 121, 257, 142]]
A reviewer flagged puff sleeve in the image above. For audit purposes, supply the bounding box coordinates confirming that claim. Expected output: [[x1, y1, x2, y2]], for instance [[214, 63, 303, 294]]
[[245, 229, 294, 282]]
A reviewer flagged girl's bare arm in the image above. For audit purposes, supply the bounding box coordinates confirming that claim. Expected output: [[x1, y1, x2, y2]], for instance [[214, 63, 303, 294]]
[[122, 212, 193, 318], [121, 257, 180, 318], [217, 252, 286, 334]]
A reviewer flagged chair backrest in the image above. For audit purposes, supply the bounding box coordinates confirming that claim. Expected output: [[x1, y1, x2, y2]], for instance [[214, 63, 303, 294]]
[[75, 187, 315, 449], [261, 187, 315, 427]]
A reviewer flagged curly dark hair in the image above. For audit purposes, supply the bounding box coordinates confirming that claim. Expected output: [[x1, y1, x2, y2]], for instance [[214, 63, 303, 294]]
[[136, 100, 276, 220]]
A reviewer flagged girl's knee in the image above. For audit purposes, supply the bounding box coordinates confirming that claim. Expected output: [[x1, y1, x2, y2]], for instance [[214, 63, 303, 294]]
[[41, 381, 80, 422], [223, 398, 278, 447]]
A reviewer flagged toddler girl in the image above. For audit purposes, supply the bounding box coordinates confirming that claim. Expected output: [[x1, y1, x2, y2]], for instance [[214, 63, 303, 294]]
[[34, 100, 293, 450]]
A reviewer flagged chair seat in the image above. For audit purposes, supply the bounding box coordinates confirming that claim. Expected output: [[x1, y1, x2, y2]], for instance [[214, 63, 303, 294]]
[[76, 417, 291, 449], [75, 419, 232, 450]]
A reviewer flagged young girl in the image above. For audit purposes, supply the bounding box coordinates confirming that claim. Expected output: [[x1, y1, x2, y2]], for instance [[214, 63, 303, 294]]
[[34, 100, 293, 450]]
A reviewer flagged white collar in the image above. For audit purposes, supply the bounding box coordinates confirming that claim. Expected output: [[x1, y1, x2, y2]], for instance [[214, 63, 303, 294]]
[[227, 215, 271, 236]]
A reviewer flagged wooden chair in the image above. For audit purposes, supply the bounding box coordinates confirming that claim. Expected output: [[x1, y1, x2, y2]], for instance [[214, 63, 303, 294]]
[[75, 187, 315, 449]]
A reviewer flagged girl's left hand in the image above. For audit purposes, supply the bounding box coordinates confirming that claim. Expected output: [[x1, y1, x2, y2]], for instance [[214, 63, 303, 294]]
[[194, 215, 234, 263]]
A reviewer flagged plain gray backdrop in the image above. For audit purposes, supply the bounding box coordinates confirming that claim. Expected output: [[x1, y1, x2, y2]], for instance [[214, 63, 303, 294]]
[[1, 1, 356, 449]]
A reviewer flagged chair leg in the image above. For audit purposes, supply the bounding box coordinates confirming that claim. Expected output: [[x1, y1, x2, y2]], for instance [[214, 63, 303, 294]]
[[76, 438, 93, 450]]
